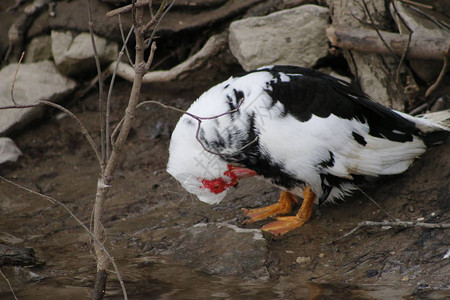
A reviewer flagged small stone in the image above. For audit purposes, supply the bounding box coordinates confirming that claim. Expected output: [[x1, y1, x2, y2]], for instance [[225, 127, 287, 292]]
[[0, 138, 22, 164], [417, 217, 425, 222], [211, 292, 230, 298], [417, 282, 429, 289], [296, 256, 311, 264], [319, 253, 325, 258], [285, 250, 294, 254], [401, 275, 409, 281], [366, 269, 378, 278]]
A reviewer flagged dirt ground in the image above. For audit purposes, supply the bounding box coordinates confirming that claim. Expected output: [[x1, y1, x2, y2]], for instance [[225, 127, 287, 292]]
[[0, 0, 449, 299], [0, 75, 449, 299]]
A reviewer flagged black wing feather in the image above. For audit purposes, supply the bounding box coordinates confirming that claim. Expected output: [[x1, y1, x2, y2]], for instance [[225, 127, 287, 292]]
[[259, 66, 419, 143]]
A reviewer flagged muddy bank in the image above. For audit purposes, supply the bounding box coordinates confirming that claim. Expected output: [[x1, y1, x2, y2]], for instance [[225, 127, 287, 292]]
[[0, 77, 449, 299], [0, 0, 449, 299]]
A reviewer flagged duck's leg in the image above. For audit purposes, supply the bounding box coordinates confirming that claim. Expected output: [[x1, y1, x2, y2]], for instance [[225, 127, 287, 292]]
[[261, 186, 315, 236], [243, 191, 298, 224]]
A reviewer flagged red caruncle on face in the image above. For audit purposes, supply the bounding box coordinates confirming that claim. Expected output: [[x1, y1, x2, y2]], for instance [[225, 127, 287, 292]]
[[199, 164, 256, 194]]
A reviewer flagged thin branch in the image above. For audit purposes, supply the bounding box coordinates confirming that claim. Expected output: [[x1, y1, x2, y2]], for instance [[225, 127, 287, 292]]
[[107, 0, 164, 17], [396, 31, 412, 84], [333, 220, 450, 243], [356, 187, 396, 221], [0, 176, 128, 300], [10, 51, 25, 105], [144, 41, 157, 75], [142, 0, 166, 33], [0, 99, 103, 171], [106, 24, 135, 160], [408, 102, 428, 115], [87, 0, 106, 166], [118, 14, 134, 66], [425, 46, 450, 98], [149, 0, 154, 18], [399, 0, 433, 9], [146, 0, 176, 48], [135, 99, 259, 157], [109, 32, 227, 83], [360, 0, 396, 57], [391, 0, 414, 86], [0, 269, 18, 300], [39, 100, 103, 171]]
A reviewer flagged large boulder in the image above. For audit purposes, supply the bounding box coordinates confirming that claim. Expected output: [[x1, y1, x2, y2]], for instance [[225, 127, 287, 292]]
[[0, 60, 76, 135], [229, 5, 329, 71], [51, 30, 118, 76], [24, 35, 53, 63]]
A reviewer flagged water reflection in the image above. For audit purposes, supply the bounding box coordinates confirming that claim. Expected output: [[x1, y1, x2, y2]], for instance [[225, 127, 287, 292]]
[[1, 260, 449, 300]]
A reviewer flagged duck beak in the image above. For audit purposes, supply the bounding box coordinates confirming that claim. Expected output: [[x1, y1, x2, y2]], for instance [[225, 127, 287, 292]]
[[228, 165, 257, 178]]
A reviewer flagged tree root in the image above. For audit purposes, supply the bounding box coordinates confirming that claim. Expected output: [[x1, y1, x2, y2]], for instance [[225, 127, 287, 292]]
[[108, 32, 228, 83]]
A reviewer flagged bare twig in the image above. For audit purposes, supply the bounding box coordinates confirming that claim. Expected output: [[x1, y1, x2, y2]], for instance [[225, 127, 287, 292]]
[[142, 0, 166, 33], [408, 102, 428, 115], [0, 269, 18, 300], [0, 100, 103, 170], [108, 32, 228, 83], [399, 0, 433, 9], [136, 99, 259, 157], [0, 176, 127, 300], [93, 2, 172, 298], [118, 14, 134, 66], [88, 0, 106, 167], [356, 187, 396, 221], [107, 0, 152, 17], [360, 0, 396, 57], [10, 51, 25, 105], [333, 220, 450, 243], [396, 31, 412, 84], [39, 100, 103, 171], [106, 24, 135, 160], [425, 46, 450, 98], [145, 0, 176, 50]]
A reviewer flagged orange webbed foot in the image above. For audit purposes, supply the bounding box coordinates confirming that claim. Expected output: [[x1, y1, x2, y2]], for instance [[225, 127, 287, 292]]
[[261, 186, 316, 236], [243, 191, 298, 224], [261, 216, 307, 236]]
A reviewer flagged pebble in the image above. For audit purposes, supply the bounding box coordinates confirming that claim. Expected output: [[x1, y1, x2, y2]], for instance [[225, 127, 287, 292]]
[[296, 256, 311, 264]]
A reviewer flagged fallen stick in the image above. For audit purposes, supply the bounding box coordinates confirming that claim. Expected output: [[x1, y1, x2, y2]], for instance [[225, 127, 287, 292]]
[[326, 25, 449, 60], [332, 220, 450, 243]]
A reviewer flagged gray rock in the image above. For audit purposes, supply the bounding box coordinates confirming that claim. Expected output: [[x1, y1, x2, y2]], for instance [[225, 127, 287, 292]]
[[25, 35, 53, 63], [0, 60, 76, 134], [229, 5, 329, 71], [51, 30, 118, 76], [0, 137, 22, 164], [173, 222, 269, 279], [390, 2, 450, 83]]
